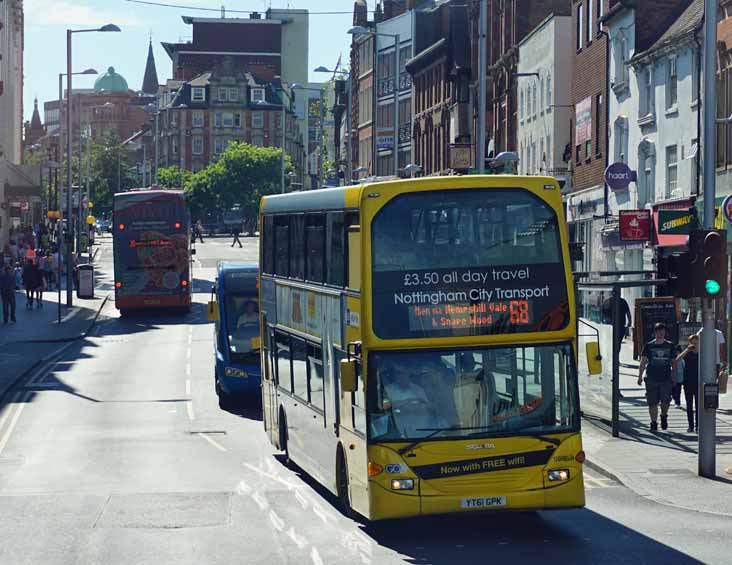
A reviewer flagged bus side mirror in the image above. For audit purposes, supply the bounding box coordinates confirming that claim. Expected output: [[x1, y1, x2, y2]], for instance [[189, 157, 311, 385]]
[[207, 301, 219, 321], [586, 342, 602, 375], [340, 359, 358, 392]]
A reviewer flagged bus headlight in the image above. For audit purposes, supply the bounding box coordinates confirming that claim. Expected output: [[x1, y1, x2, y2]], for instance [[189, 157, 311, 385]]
[[224, 367, 248, 378], [547, 469, 570, 482], [390, 478, 414, 490]]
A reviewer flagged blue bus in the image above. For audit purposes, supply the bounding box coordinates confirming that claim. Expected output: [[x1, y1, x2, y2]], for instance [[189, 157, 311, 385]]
[[208, 262, 261, 408]]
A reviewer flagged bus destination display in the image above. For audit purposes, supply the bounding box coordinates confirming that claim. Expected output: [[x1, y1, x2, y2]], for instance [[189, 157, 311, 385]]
[[372, 264, 569, 339]]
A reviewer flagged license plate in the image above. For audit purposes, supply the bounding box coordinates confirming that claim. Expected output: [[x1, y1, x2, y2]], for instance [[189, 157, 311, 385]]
[[461, 496, 507, 509]]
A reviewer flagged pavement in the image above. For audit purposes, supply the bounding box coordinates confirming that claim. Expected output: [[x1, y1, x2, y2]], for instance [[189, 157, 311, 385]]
[[0, 237, 112, 404], [582, 336, 732, 517]]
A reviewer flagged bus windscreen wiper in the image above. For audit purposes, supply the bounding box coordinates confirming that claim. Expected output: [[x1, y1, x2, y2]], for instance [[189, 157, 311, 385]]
[[398, 425, 483, 455], [465, 428, 562, 446]]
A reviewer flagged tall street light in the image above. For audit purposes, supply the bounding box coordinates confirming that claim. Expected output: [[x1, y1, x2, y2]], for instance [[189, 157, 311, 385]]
[[291, 84, 326, 190], [58, 66, 97, 312], [315, 66, 352, 185], [349, 26, 401, 178], [66, 24, 120, 307]]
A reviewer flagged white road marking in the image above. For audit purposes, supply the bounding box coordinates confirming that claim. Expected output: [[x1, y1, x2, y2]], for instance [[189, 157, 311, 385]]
[[236, 480, 252, 496], [295, 489, 309, 509], [242, 462, 302, 490], [185, 379, 191, 395], [0, 392, 31, 457], [185, 364, 191, 377], [252, 491, 269, 510], [287, 526, 308, 549], [311, 547, 324, 565], [188, 334, 192, 345], [268, 509, 285, 531], [186, 401, 195, 421], [186, 349, 191, 361], [199, 433, 227, 452]]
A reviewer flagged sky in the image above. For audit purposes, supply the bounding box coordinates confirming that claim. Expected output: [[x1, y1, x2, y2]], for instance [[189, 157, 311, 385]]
[[23, 0, 358, 121]]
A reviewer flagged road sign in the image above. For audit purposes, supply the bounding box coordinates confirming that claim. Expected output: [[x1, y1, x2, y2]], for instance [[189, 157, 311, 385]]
[[722, 193, 732, 224]]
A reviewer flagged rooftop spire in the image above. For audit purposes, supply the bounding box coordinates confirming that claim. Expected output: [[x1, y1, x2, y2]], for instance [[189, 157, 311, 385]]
[[142, 38, 160, 95], [30, 98, 42, 129]]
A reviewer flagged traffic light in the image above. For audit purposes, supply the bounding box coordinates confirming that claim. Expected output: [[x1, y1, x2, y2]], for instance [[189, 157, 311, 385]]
[[667, 251, 693, 298], [689, 229, 727, 298], [702, 230, 727, 297]]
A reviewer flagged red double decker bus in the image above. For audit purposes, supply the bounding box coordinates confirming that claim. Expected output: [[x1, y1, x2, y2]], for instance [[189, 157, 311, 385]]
[[112, 189, 192, 315]]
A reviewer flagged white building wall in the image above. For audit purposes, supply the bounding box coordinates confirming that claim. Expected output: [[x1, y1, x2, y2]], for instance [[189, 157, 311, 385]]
[[270, 9, 309, 87], [517, 15, 573, 189], [0, 0, 24, 246]]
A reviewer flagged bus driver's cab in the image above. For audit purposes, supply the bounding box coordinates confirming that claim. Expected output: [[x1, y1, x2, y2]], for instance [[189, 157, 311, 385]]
[[208, 262, 262, 409]]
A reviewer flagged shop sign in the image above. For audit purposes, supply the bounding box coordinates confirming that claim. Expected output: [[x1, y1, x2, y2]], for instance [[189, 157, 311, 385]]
[[657, 209, 696, 235], [605, 162, 637, 191], [619, 210, 651, 241], [722, 193, 732, 224]]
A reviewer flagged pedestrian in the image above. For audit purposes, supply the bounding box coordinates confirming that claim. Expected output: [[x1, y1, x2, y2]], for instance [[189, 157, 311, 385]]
[[41, 251, 54, 291], [21, 260, 39, 308], [695, 327, 727, 376], [195, 220, 204, 243], [637, 322, 678, 432], [231, 223, 243, 248], [13, 262, 22, 290], [675, 334, 699, 432], [0, 264, 16, 323]]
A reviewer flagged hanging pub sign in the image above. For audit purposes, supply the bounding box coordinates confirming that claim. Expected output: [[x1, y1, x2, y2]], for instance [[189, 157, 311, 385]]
[[619, 210, 651, 241]]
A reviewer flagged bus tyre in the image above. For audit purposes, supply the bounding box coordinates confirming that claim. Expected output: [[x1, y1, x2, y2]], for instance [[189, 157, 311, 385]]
[[337, 449, 355, 519], [279, 411, 293, 468], [215, 373, 233, 410], [119, 309, 130, 319]]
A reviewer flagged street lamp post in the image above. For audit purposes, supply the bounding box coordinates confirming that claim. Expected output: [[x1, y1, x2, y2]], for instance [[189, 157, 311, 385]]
[[66, 25, 119, 306], [349, 27, 400, 178], [315, 66, 353, 184]]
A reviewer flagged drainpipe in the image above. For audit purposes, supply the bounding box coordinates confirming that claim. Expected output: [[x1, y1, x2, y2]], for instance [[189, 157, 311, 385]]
[[694, 33, 703, 196], [599, 30, 611, 221]]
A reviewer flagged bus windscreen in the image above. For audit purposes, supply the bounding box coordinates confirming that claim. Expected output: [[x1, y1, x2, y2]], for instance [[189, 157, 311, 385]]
[[371, 189, 570, 339]]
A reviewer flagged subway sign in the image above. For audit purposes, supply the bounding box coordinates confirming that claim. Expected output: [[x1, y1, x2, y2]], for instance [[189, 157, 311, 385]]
[[657, 209, 696, 235]]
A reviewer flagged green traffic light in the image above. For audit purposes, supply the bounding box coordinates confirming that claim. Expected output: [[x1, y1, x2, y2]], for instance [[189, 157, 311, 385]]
[[705, 279, 721, 295]]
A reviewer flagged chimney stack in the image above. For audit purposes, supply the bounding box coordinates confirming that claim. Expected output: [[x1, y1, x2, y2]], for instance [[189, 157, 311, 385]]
[[353, 0, 368, 27]]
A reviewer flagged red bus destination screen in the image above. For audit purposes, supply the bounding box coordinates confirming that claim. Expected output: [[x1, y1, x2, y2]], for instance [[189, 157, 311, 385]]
[[372, 264, 569, 339]]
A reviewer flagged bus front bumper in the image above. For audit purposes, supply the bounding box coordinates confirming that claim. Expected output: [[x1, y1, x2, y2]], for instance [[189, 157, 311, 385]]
[[368, 474, 585, 520]]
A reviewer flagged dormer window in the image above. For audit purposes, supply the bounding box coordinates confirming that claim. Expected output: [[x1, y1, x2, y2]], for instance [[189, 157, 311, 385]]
[[191, 87, 206, 102], [251, 88, 265, 103]]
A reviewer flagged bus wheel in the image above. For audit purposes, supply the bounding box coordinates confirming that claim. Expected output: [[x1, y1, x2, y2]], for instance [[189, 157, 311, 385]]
[[279, 410, 293, 469], [119, 309, 129, 319], [215, 374, 233, 410], [337, 449, 355, 519]]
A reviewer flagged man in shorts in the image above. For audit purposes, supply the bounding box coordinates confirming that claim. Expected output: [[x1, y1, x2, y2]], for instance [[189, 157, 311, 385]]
[[638, 322, 677, 432]]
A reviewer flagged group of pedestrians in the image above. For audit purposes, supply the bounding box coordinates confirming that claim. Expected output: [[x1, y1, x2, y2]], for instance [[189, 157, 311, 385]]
[[638, 322, 725, 433], [1, 223, 67, 324]]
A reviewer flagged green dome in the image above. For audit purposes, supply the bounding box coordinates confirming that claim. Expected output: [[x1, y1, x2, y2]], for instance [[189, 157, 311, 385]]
[[93, 66, 129, 92]]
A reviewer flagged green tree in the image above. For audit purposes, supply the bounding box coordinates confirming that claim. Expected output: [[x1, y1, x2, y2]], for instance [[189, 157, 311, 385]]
[[157, 165, 193, 189], [185, 142, 291, 221]]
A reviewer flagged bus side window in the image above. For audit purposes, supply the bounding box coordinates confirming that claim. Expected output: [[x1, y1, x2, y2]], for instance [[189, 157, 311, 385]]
[[326, 212, 345, 287], [305, 213, 325, 283], [274, 216, 290, 277], [275, 332, 293, 393], [289, 215, 305, 280], [263, 216, 275, 274]]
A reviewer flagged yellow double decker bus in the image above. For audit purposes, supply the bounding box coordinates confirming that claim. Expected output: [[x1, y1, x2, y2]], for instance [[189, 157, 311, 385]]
[[259, 175, 586, 520]]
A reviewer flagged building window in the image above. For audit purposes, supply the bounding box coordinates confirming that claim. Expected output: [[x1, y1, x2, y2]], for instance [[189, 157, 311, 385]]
[[546, 134, 552, 167], [614, 118, 628, 163], [546, 74, 552, 108], [214, 137, 224, 155], [639, 67, 655, 117], [214, 112, 222, 128], [191, 87, 205, 102], [595, 94, 603, 156], [218, 87, 227, 101], [192, 111, 204, 127], [171, 137, 178, 155], [223, 112, 234, 127], [666, 145, 678, 197], [192, 136, 203, 155], [692, 50, 700, 105], [577, 4, 584, 51], [539, 138, 544, 172], [252, 111, 264, 129], [597, 0, 604, 34], [251, 88, 265, 103], [252, 133, 264, 147], [666, 57, 678, 109], [171, 111, 178, 127], [586, 0, 593, 46], [539, 76, 545, 113], [585, 139, 592, 160], [532, 84, 537, 117], [614, 34, 629, 86], [228, 87, 238, 102], [358, 36, 374, 75], [520, 89, 524, 120], [234, 112, 241, 127]]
